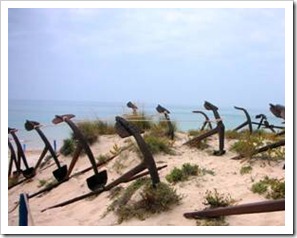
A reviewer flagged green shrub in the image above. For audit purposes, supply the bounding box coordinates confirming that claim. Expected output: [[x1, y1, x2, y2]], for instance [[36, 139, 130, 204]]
[[225, 130, 242, 140], [196, 217, 229, 226], [96, 154, 109, 163], [166, 167, 185, 183], [182, 163, 199, 176], [96, 120, 116, 135], [143, 134, 173, 155], [75, 120, 100, 144], [185, 130, 209, 150], [240, 165, 253, 175], [251, 182, 268, 194], [166, 163, 213, 184], [38, 179, 47, 188], [150, 120, 177, 138], [203, 189, 236, 208], [230, 132, 264, 159], [251, 176, 285, 199], [107, 178, 181, 223], [60, 138, 76, 156]]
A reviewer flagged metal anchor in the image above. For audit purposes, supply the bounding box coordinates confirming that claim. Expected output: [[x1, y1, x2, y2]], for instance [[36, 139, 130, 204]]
[[184, 101, 225, 156], [24, 120, 68, 182], [156, 104, 175, 140], [8, 139, 22, 178], [127, 101, 138, 114], [52, 114, 107, 191], [192, 110, 213, 131], [233, 106, 253, 133], [8, 128, 36, 179], [41, 116, 165, 212]]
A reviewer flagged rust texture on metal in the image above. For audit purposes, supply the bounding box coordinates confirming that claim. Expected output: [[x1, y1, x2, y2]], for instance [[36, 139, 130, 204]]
[[184, 199, 285, 219]]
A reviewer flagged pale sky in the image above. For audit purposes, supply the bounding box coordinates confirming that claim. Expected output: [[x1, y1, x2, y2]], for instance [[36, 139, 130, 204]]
[[8, 8, 285, 108]]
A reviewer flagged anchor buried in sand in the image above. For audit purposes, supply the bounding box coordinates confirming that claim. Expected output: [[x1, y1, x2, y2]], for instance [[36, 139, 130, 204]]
[[8, 128, 36, 179], [184, 101, 225, 156], [41, 116, 166, 212], [52, 114, 108, 191], [24, 120, 68, 182]]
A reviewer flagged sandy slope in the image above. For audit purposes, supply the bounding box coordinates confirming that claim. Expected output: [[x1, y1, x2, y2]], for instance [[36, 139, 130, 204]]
[[8, 132, 285, 227]]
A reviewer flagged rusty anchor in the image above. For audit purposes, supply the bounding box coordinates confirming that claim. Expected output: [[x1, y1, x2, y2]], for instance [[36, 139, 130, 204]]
[[233, 106, 253, 133], [192, 110, 213, 131], [8, 139, 22, 178], [24, 120, 68, 182], [41, 116, 165, 212], [127, 101, 138, 115], [8, 128, 36, 179], [52, 114, 107, 191], [156, 104, 175, 140], [184, 101, 225, 156]]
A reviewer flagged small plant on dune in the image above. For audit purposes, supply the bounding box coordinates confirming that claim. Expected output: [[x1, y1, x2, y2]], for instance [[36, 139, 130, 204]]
[[166, 167, 185, 183], [230, 132, 264, 159], [240, 165, 253, 175], [196, 217, 229, 226], [188, 129, 210, 137], [75, 120, 100, 145], [186, 130, 209, 150], [38, 179, 47, 188], [203, 189, 236, 208], [107, 178, 181, 223], [8, 177, 19, 187], [260, 147, 285, 162], [166, 163, 214, 184], [225, 130, 242, 140], [150, 120, 178, 138], [109, 143, 122, 156], [60, 138, 76, 156], [96, 120, 116, 135], [251, 176, 285, 199], [195, 189, 234, 226], [253, 130, 279, 142], [96, 154, 109, 164], [143, 134, 174, 155]]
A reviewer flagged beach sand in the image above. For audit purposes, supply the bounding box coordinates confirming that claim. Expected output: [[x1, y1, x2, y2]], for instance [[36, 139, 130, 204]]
[[8, 132, 285, 227]]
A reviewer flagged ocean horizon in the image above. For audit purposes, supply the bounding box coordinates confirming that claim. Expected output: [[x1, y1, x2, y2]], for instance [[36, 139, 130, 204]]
[[8, 99, 284, 150]]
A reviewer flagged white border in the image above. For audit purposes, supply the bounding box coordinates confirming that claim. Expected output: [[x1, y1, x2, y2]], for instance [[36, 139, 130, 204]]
[[1, 0, 293, 235]]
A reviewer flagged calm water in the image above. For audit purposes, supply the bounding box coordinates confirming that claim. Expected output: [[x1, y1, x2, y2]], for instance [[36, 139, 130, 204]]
[[8, 99, 284, 150]]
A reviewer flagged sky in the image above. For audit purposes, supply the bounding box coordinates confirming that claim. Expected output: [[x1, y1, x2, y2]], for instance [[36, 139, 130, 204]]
[[8, 7, 285, 109]]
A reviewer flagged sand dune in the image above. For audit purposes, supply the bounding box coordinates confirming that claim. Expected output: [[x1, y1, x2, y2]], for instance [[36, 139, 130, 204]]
[[8, 132, 285, 229]]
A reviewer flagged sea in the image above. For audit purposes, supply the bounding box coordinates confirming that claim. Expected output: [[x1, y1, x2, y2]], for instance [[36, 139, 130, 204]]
[[8, 99, 284, 151]]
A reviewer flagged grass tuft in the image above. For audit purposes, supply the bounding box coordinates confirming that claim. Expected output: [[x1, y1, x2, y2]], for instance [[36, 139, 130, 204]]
[[251, 176, 285, 199], [166, 163, 214, 184], [107, 178, 181, 223], [203, 189, 236, 208]]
